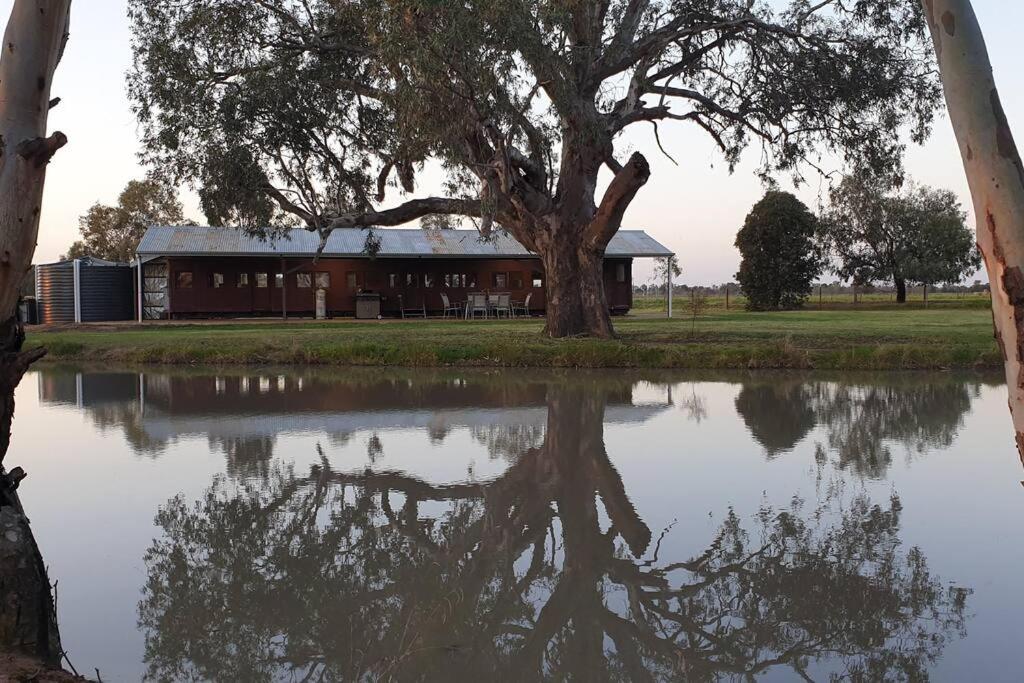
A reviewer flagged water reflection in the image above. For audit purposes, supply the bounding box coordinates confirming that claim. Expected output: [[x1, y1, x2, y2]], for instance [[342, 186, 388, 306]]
[[133, 380, 969, 682], [736, 374, 985, 478]]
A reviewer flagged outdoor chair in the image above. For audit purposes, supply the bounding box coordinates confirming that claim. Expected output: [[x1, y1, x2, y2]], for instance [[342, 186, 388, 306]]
[[440, 292, 463, 319], [466, 292, 489, 319], [511, 292, 532, 318], [493, 293, 512, 319], [398, 295, 427, 319]]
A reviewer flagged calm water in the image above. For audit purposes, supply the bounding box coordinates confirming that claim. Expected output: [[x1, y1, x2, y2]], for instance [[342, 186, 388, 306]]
[[11, 366, 1024, 681]]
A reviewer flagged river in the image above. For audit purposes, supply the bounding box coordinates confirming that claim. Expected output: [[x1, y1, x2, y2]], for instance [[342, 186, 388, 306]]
[[13, 366, 1024, 681]]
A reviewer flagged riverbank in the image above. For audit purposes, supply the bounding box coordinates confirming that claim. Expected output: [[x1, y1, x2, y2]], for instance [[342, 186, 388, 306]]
[[23, 308, 999, 370]]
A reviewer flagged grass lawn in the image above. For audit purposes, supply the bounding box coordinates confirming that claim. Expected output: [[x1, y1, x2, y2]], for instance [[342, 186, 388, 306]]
[[25, 306, 1000, 370]]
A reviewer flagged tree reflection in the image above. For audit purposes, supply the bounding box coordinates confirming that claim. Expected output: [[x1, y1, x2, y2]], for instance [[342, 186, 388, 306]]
[[139, 384, 969, 682], [737, 374, 983, 478], [734, 380, 816, 456]]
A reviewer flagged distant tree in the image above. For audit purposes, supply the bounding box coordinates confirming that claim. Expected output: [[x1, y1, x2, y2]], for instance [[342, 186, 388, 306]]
[[735, 191, 822, 310], [64, 179, 185, 262], [819, 174, 980, 302], [652, 255, 681, 290]]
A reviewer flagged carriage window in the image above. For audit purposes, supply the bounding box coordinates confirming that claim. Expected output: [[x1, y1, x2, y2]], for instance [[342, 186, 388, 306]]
[[274, 273, 284, 288], [175, 271, 193, 289], [237, 273, 249, 287], [315, 272, 330, 288], [388, 274, 398, 288], [346, 272, 359, 290], [615, 263, 627, 283], [256, 273, 268, 288], [297, 273, 312, 288], [492, 272, 507, 288], [444, 274, 451, 288], [424, 273, 435, 288], [210, 273, 225, 288], [406, 273, 419, 287], [532, 272, 544, 288], [468, 273, 477, 288], [511, 272, 523, 289]]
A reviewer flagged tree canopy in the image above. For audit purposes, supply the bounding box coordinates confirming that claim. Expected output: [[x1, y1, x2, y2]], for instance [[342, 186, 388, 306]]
[[128, 0, 942, 337], [64, 179, 186, 263], [819, 174, 981, 302], [735, 190, 822, 310]]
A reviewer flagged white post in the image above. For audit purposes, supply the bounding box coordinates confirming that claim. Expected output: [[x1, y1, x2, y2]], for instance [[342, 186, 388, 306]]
[[136, 256, 143, 322], [666, 256, 673, 318], [72, 258, 82, 323]]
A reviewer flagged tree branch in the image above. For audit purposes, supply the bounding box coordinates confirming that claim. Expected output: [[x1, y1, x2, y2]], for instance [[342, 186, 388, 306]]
[[587, 152, 650, 249], [325, 197, 482, 230]]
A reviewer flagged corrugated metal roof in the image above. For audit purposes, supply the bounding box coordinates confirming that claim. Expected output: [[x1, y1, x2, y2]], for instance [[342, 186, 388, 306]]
[[136, 225, 674, 259]]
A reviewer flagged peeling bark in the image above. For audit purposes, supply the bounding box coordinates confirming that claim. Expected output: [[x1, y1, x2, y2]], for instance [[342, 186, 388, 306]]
[[0, 0, 72, 663], [921, 0, 1024, 467]]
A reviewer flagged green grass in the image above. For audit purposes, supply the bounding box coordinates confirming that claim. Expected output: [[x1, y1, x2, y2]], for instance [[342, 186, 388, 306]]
[[25, 306, 1001, 370], [633, 291, 993, 312]]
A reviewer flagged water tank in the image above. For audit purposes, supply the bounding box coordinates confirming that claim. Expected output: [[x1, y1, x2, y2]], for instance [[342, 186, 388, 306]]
[[35, 258, 135, 324]]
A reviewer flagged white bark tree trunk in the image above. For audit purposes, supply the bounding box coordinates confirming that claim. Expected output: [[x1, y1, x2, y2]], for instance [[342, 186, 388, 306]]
[[0, 0, 70, 320], [921, 0, 1024, 465], [0, 0, 71, 666]]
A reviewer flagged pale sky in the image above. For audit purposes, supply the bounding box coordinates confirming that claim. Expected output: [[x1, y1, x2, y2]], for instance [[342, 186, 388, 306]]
[[7, 0, 1023, 284]]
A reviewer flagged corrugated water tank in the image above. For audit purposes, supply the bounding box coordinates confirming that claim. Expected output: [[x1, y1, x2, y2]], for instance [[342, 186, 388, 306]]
[[35, 257, 134, 324]]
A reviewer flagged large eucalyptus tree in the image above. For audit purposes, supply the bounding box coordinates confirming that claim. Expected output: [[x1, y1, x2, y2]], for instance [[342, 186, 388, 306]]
[[129, 0, 941, 337]]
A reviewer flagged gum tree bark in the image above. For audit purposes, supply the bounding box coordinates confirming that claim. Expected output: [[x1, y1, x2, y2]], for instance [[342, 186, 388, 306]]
[[921, 0, 1024, 463], [0, 0, 71, 664]]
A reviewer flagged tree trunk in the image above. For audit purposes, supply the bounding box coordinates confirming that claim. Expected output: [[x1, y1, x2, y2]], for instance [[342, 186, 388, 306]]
[[921, 0, 1024, 463], [0, 1, 70, 320], [895, 278, 907, 303], [538, 241, 614, 339], [0, 0, 72, 665], [0, 317, 57, 664]]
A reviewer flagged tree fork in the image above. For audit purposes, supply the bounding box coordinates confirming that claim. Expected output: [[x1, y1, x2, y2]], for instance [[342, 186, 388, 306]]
[[921, 0, 1024, 465]]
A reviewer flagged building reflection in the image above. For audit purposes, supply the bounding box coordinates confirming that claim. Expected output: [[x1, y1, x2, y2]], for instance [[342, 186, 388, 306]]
[[136, 382, 969, 682], [36, 368, 673, 476]]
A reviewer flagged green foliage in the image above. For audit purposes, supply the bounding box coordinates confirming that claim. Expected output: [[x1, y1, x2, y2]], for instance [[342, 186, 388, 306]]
[[735, 191, 822, 310], [127, 0, 941, 232], [62, 179, 185, 263], [819, 174, 982, 298]]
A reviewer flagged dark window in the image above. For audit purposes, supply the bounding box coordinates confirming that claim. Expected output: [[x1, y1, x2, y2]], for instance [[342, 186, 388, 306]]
[[210, 273, 225, 288], [237, 273, 249, 287], [176, 271, 193, 289], [406, 273, 419, 288], [492, 272, 507, 288], [315, 272, 330, 288], [511, 272, 523, 289], [346, 272, 358, 290], [297, 273, 312, 288], [615, 263, 627, 283], [256, 273, 268, 288], [424, 273, 435, 288], [532, 271, 544, 288], [388, 274, 398, 288], [274, 273, 284, 288], [468, 273, 477, 288], [444, 274, 451, 288]]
